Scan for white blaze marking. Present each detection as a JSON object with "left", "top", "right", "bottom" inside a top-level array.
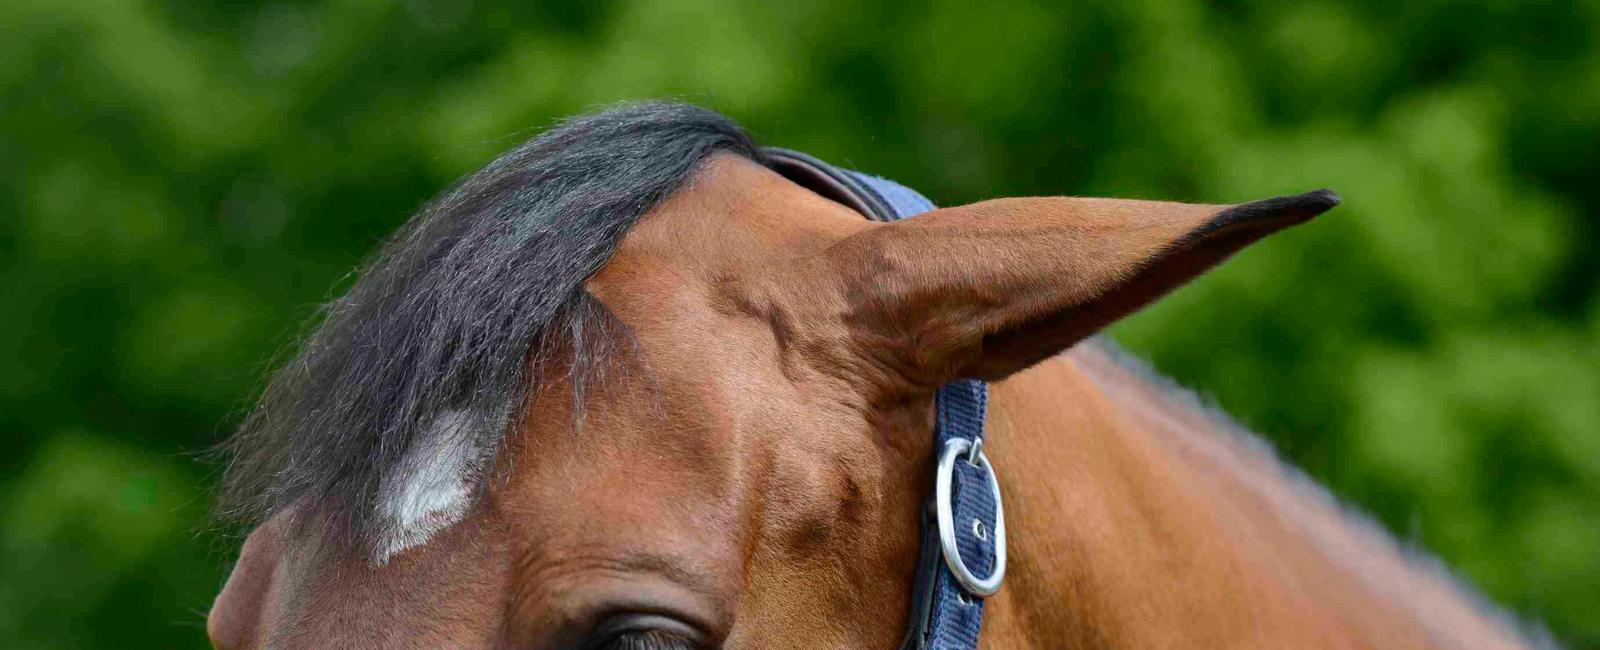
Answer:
[{"left": 375, "top": 410, "right": 483, "bottom": 564}]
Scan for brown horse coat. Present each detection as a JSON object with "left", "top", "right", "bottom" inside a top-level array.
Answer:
[{"left": 209, "top": 137, "right": 1541, "bottom": 649}]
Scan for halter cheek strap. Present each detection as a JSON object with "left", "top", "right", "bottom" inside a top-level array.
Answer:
[{"left": 763, "top": 148, "right": 1006, "bottom": 650}]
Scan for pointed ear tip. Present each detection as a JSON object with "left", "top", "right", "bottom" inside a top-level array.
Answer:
[
  {"left": 1300, "top": 188, "right": 1342, "bottom": 213},
  {"left": 1197, "top": 189, "right": 1341, "bottom": 236},
  {"left": 1223, "top": 188, "right": 1342, "bottom": 223}
]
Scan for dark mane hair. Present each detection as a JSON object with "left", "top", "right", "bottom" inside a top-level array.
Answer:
[{"left": 219, "top": 102, "right": 762, "bottom": 546}]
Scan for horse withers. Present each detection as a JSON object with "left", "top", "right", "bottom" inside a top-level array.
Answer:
[{"left": 208, "top": 103, "right": 1544, "bottom": 649}]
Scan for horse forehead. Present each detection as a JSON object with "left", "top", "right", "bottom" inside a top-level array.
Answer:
[
  {"left": 599, "top": 154, "right": 871, "bottom": 282},
  {"left": 573, "top": 151, "right": 895, "bottom": 519},
  {"left": 213, "top": 503, "right": 506, "bottom": 649},
  {"left": 582, "top": 154, "right": 876, "bottom": 403}
]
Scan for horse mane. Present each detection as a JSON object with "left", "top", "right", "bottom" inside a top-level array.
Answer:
[{"left": 218, "top": 102, "right": 762, "bottom": 549}]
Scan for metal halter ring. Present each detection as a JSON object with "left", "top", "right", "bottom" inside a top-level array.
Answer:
[{"left": 934, "top": 437, "right": 1007, "bottom": 597}]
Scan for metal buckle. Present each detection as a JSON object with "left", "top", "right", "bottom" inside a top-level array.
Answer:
[{"left": 934, "top": 437, "right": 1006, "bottom": 597}]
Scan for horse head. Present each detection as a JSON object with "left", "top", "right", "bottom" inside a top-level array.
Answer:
[{"left": 209, "top": 103, "right": 1536, "bottom": 649}]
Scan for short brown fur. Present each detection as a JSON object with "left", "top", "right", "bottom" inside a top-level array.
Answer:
[{"left": 210, "top": 155, "right": 1534, "bottom": 649}]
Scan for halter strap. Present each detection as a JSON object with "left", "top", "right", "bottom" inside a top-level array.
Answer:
[{"left": 763, "top": 148, "right": 1004, "bottom": 650}]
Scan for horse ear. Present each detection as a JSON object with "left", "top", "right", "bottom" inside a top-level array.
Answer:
[{"left": 785, "top": 190, "right": 1338, "bottom": 387}]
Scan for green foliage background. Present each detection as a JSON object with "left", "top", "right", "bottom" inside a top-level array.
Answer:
[{"left": 3, "top": 1, "right": 1596, "bottom": 647}]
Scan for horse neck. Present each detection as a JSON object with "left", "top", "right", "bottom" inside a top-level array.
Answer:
[{"left": 977, "top": 342, "right": 1533, "bottom": 649}]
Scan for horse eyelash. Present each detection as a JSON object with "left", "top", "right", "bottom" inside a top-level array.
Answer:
[{"left": 605, "top": 630, "right": 699, "bottom": 650}]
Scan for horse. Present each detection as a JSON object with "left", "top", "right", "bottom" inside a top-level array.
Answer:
[{"left": 207, "top": 102, "right": 1547, "bottom": 649}]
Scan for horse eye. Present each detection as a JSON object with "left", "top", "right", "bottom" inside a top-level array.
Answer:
[
  {"left": 600, "top": 629, "right": 699, "bottom": 650},
  {"left": 588, "top": 614, "right": 705, "bottom": 650}
]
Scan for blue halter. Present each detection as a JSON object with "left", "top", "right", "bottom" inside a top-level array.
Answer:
[{"left": 764, "top": 149, "right": 1005, "bottom": 650}]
